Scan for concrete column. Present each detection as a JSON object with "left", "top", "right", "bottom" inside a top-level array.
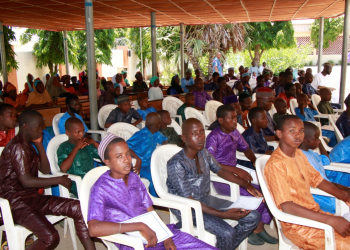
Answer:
[
  {"left": 151, "top": 12, "right": 157, "bottom": 77},
  {"left": 63, "top": 30, "right": 70, "bottom": 75},
  {"left": 0, "top": 23, "right": 8, "bottom": 83},
  {"left": 140, "top": 27, "right": 143, "bottom": 76},
  {"left": 317, "top": 17, "right": 324, "bottom": 73},
  {"left": 84, "top": 0, "right": 98, "bottom": 139},
  {"left": 180, "top": 23, "right": 185, "bottom": 79},
  {"left": 340, "top": 0, "right": 350, "bottom": 106}
]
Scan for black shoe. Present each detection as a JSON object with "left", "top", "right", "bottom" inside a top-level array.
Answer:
[
  {"left": 248, "top": 233, "right": 265, "bottom": 245},
  {"left": 256, "top": 230, "right": 279, "bottom": 244}
]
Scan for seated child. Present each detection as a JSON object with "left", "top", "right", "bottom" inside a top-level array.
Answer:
[
  {"left": 192, "top": 78, "right": 212, "bottom": 109},
  {"left": 148, "top": 76, "right": 164, "bottom": 101},
  {"left": 252, "top": 75, "right": 264, "bottom": 94},
  {"left": 0, "top": 104, "right": 17, "bottom": 147},
  {"left": 127, "top": 112, "right": 168, "bottom": 197},
  {"left": 239, "top": 93, "right": 253, "bottom": 129},
  {"left": 0, "top": 110, "right": 95, "bottom": 250},
  {"left": 276, "top": 83, "right": 296, "bottom": 109},
  {"left": 105, "top": 95, "right": 142, "bottom": 128},
  {"left": 88, "top": 134, "right": 218, "bottom": 250},
  {"left": 336, "top": 93, "right": 350, "bottom": 138},
  {"left": 213, "top": 77, "right": 234, "bottom": 103},
  {"left": 137, "top": 96, "right": 157, "bottom": 120},
  {"left": 58, "top": 94, "right": 89, "bottom": 134},
  {"left": 167, "top": 118, "right": 261, "bottom": 249},
  {"left": 273, "top": 98, "right": 288, "bottom": 125},
  {"left": 295, "top": 93, "right": 319, "bottom": 121},
  {"left": 206, "top": 105, "right": 277, "bottom": 245},
  {"left": 317, "top": 88, "right": 334, "bottom": 126},
  {"left": 176, "top": 93, "right": 195, "bottom": 123},
  {"left": 243, "top": 107, "right": 274, "bottom": 155},
  {"left": 302, "top": 72, "right": 318, "bottom": 98},
  {"left": 57, "top": 117, "right": 100, "bottom": 198},
  {"left": 294, "top": 82, "right": 302, "bottom": 95},
  {"left": 158, "top": 110, "right": 183, "bottom": 147},
  {"left": 265, "top": 115, "right": 350, "bottom": 249}
]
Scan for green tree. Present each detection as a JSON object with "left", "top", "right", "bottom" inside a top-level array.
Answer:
[
  {"left": 310, "top": 17, "right": 344, "bottom": 49},
  {"left": 244, "top": 21, "right": 295, "bottom": 66},
  {"left": 0, "top": 26, "right": 19, "bottom": 75}
]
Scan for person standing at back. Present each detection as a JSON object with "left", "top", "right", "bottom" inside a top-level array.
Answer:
[{"left": 212, "top": 52, "right": 223, "bottom": 76}]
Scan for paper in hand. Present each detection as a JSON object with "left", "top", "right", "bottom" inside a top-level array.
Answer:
[{"left": 219, "top": 196, "right": 263, "bottom": 211}]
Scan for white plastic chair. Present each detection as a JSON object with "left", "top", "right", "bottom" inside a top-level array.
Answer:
[
  {"left": 150, "top": 145, "right": 247, "bottom": 250},
  {"left": 290, "top": 99, "right": 298, "bottom": 115},
  {"left": 204, "top": 100, "right": 222, "bottom": 124},
  {"left": 311, "top": 94, "right": 339, "bottom": 120},
  {"left": 184, "top": 107, "right": 210, "bottom": 128},
  {"left": 252, "top": 93, "right": 256, "bottom": 102},
  {"left": 106, "top": 122, "right": 140, "bottom": 141},
  {"left": 162, "top": 96, "right": 183, "bottom": 126},
  {"left": 308, "top": 121, "right": 333, "bottom": 152},
  {"left": 169, "top": 118, "right": 182, "bottom": 135},
  {"left": 236, "top": 123, "right": 245, "bottom": 134},
  {"left": 79, "top": 166, "right": 195, "bottom": 250},
  {"left": 98, "top": 104, "right": 118, "bottom": 129},
  {"left": 329, "top": 115, "right": 344, "bottom": 142},
  {"left": 256, "top": 155, "right": 336, "bottom": 250},
  {"left": 0, "top": 172, "right": 78, "bottom": 250},
  {"left": 131, "top": 100, "right": 140, "bottom": 110}
]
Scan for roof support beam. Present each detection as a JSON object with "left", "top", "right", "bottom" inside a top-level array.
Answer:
[
  {"left": 340, "top": 0, "right": 350, "bottom": 106},
  {"left": 84, "top": 0, "right": 98, "bottom": 140},
  {"left": 0, "top": 22, "right": 8, "bottom": 83},
  {"left": 317, "top": 16, "right": 324, "bottom": 73},
  {"left": 63, "top": 30, "right": 70, "bottom": 76},
  {"left": 140, "top": 27, "right": 143, "bottom": 76},
  {"left": 151, "top": 12, "right": 157, "bottom": 77},
  {"left": 180, "top": 23, "right": 185, "bottom": 79}
]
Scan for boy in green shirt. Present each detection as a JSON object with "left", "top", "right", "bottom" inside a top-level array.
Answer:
[{"left": 176, "top": 93, "right": 195, "bottom": 122}]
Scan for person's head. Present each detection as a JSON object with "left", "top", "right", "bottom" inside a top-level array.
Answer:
[
  {"left": 217, "top": 104, "right": 237, "bottom": 133},
  {"left": 121, "top": 70, "right": 127, "bottom": 79},
  {"left": 5, "top": 83, "right": 17, "bottom": 100},
  {"left": 105, "top": 80, "right": 114, "bottom": 93},
  {"left": 65, "top": 117, "right": 85, "bottom": 142},
  {"left": 279, "top": 72, "right": 285, "bottom": 82},
  {"left": 0, "top": 104, "right": 17, "bottom": 130},
  {"left": 262, "top": 62, "right": 266, "bottom": 67},
  {"left": 241, "top": 72, "right": 250, "bottom": 83},
  {"left": 82, "top": 76, "right": 88, "bottom": 87},
  {"left": 171, "top": 75, "right": 180, "bottom": 86},
  {"left": 116, "top": 73, "right": 122, "bottom": 83},
  {"left": 298, "top": 70, "right": 305, "bottom": 77},
  {"left": 223, "top": 95, "right": 241, "bottom": 115},
  {"left": 18, "top": 110, "right": 44, "bottom": 140},
  {"left": 217, "top": 77, "right": 226, "bottom": 89},
  {"left": 238, "top": 65, "right": 245, "bottom": 74},
  {"left": 234, "top": 81, "right": 244, "bottom": 92},
  {"left": 251, "top": 62, "right": 255, "bottom": 67},
  {"left": 306, "top": 68, "right": 312, "bottom": 74},
  {"left": 244, "top": 67, "right": 249, "bottom": 73},
  {"left": 34, "top": 79, "right": 45, "bottom": 94},
  {"left": 263, "top": 70, "right": 270, "bottom": 81},
  {"left": 181, "top": 118, "right": 205, "bottom": 151},
  {"left": 296, "top": 93, "right": 309, "bottom": 109},
  {"left": 319, "top": 88, "right": 332, "bottom": 102},
  {"left": 284, "top": 83, "right": 296, "bottom": 98},
  {"left": 344, "top": 94, "right": 350, "bottom": 109},
  {"left": 116, "top": 95, "right": 131, "bottom": 113},
  {"left": 239, "top": 93, "right": 252, "bottom": 111},
  {"left": 145, "top": 112, "right": 161, "bottom": 133},
  {"left": 135, "top": 72, "right": 143, "bottom": 81},
  {"left": 272, "top": 76, "right": 278, "bottom": 83},
  {"left": 195, "top": 69, "right": 201, "bottom": 77},
  {"left": 276, "top": 115, "right": 304, "bottom": 149},
  {"left": 138, "top": 96, "right": 149, "bottom": 110},
  {"left": 63, "top": 75, "right": 71, "bottom": 86},
  {"left": 249, "top": 107, "right": 268, "bottom": 129},
  {"left": 298, "top": 77, "right": 305, "bottom": 85},
  {"left": 256, "top": 75, "right": 264, "bottom": 87},
  {"left": 294, "top": 83, "right": 302, "bottom": 95},
  {"left": 323, "top": 63, "right": 333, "bottom": 75},
  {"left": 194, "top": 78, "right": 204, "bottom": 91},
  {"left": 158, "top": 110, "right": 172, "bottom": 126},
  {"left": 186, "top": 69, "right": 192, "bottom": 79},
  {"left": 45, "top": 74, "right": 50, "bottom": 82},
  {"left": 216, "top": 52, "right": 222, "bottom": 59},
  {"left": 228, "top": 67, "right": 234, "bottom": 76},
  {"left": 274, "top": 98, "right": 287, "bottom": 115},
  {"left": 27, "top": 73, "right": 33, "bottom": 83},
  {"left": 285, "top": 67, "right": 293, "bottom": 74},
  {"left": 212, "top": 72, "right": 220, "bottom": 82},
  {"left": 71, "top": 76, "right": 77, "bottom": 84},
  {"left": 185, "top": 93, "right": 195, "bottom": 106},
  {"left": 66, "top": 94, "right": 81, "bottom": 114},
  {"left": 256, "top": 87, "right": 274, "bottom": 111},
  {"left": 284, "top": 72, "right": 293, "bottom": 84},
  {"left": 300, "top": 121, "right": 320, "bottom": 150},
  {"left": 305, "top": 72, "right": 313, "bottom": 84},
  {"left": 150, "top": 76, "right": 159, "bottom": 87}
]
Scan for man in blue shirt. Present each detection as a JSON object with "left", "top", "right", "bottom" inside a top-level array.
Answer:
[
  {"left": 249, "top": 62, "right": 259, "bottom": 76},
  {"left": 212, "top": 52, "right": 223, "bottom": 76},
  {"left": 181, "top": 69, "right": 194, "bottom": 93}
]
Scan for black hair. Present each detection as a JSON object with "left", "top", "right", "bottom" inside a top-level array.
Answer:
[
  {"left": 239, "top": 93, "right": 251, "bottom": 103},
  {"left": 65, "top": 117, "right": 83, "bottom": 130},
  {"left": 284, "top": 83, "right": 295, "bottom": 91},
  {"left": 104, "top": 137, "right": 126, "bottom": 160},
  {"left": 185, "top": 93, "right": 194, "bottom": 100},
  {"left": 257, "top": 75, "right": 264, "bottom": 82},
  {"left": 65, "top": 94, "right": 79, "bottom": 105},
  {"left": 276, "top": 115, "right": 301, "bottom": 131},
  {"left": 303, "top": 121, "right": 319, "bottom": 138},
  {"left": 284, "top": 71, "right": 293, "bottom": 78},
  {"left": 18, "top": 109, "right": 43, "bottom": 127},
  {"left": 138, "top": 96, "right": 148, "bottom": 103},
  {"left": 212, "top": 72, "right": 220, "bottom": 77},
  {"left": 216, "top": 104, "right": 235, "bottom": 119},
  {"left": 248, "top": 107, "right": 265, "bottom": 122},
  {"left": 157, "top": 110, "right": 169, "bottom": 118},
  {"left": 0, "top": 104, "right": 15, "bottom": 115},
  {"left": 217, "top": 77, "right": 226, "bottom": 84},
  {"left": 279, "top": 72, "right": 285, "bottom": 77}
]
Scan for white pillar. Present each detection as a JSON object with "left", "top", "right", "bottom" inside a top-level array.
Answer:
[
  {"left": 140, "top": 27, "right": 143, "bottom": 76},
  {"left": 0, "top": 22, "right": 8, "bottom": 83},
  {"left": 340, "top": 0, "right": 350, "bottom": 106},
  {"left": 151, "top": 12, "right": 157, "bottom": 77},
  {"left": 84, "top": 0, "right": 99, "bottom": 139},
  {"left": 317, "top": 17, "right": 324, "bottom": 73},
  {"left": 63, "top": 30, "right": 70, "bottom": 75},
  {"left": 180, "top": 23, "right": 185, "bottom": 79}
]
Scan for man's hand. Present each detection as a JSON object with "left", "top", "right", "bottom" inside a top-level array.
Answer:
[
  {"left": 327, "top": 216, "right": 350, "bottom": 237},
  {"left": 83, "top": 138, "right": 95, "bottom": 145},
  {"left": 60, "top": 175, "right": 72, "bottom": 191},
  {"left": 222, "top": 208, "right": 250, "bottom": 220},
  {"left": 246, "top": 183, "right": 263, "bottom": 198},
  {"left": 233, "top": 168, "right": 253, "bottom": 182},
  {"left": 75, "top": 138, "right": 88, "bottom": 149},
  {"left": 163, "top": 238, "right": 176, "bottom": 250},
  {"left": 31, "top": 136, "right": 43, "bottom": 144},
  {"left": 139, "top": 223, "right": 158, "bottom": 248},
  {"left": 133, "top": 160, "right": 142, "bottom": 175},
  {"left": 345, "top": 196, "right": 350, "bottom": 207}
]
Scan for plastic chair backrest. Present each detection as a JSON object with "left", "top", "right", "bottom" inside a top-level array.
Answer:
[
  {"left": 204, "top": 100, "right": 222, "bottom": 124},
  {"left": 150, "top": 145, "right": 182, "bottom": 198},
  {"left": 131, "top": 100, "right": 140, "bottom": 110},
  {"left": 329, "top": 115, "right": 344, "bottom": 142},
  {"left": 0, "top": 147, "right": 4, "bottom": 155},
  {"left": 162, "top": 96, "right": 183, "bottom": 116},
  {"left": 169, "top": 118, "right": 182, "bottom": 135},
  {"left": 236, "top": 123, "right": 245, "bottom": 134},
  {"left": 52, "top": 113, "right": 65, "bottom": 136},
  {"left": 269, "top": 104, "right": 276, "bottom": 117},
  {"left": 106, "top": 122, "right": 140, "bottom": 141},
  {"left": 98, "top": 104, "right": 118, "bottom": 129},
  {"left": 311, "top": 94, "right": 321, "bottom": 112},
  {"left": 47, "top": 134, "right": 69, "bottom": 175},
  {"left": 290, "top": 99, "right": 298, "bottom": 115},
  {"left": 252, "top": 93, "right": 257, "bottom": 102},
  {"left": 184, "top": 107, "right": 208, "bottom": 127}
]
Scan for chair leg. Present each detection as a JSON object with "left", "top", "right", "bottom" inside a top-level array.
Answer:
[
  {"left": 63, "top": 218, "right": 68, "bottom": 237},
  {"left": 238, "top": 238, "right": 247, "bottom": 250},
  {"left": 67, "top": 218, "right": 78, "bottom": 250},
  {"left": 270, "top": 220, "right": 274, "bottom": 229}
]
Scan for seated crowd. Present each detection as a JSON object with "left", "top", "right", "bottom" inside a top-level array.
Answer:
[{"left": 1, "top": 61, "right": 350, "bottom": 250}]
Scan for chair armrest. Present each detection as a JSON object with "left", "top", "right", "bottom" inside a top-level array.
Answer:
[
  {"left": 333, "top": 109, "right": 344, "bottom": 113},
  {"left": 99, "top": 234, "right": 144, "bottom": 250},
  {"left": 236, "top": 151, "right": 265, "bottom": 162},
  {"left": 210, "top": 173, "right": 240, "bottom": 202},
  {"left": 87, "top": 130, "right": 107, "bottom": 139},
  {"left": 46, "top": 172, "right": 82, "bottom": 198},
  {"left": 314, "top": 114, "right": 331, "bottom": 119},
  {"left": 326, "top": 163, "right": 350, "bottom": 173},
  {"left": 170, "top": 115, "right": 182, "bottom": 126},
  {"left": 267, "top": 141, "right": 279, "bottom": 149},
  {"left": 0, "top": 197, "right": 15, "bottom": 229},
  {"left": 310, "top": 187, "right": 334, "bottom": 197},
  {"left": 151, "top": 197, "right": 194, "bottom": 235}
]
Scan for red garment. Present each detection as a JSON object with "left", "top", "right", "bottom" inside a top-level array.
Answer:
[
  {"left": 276, "top": 92, "right": 294, "bottom": 109},
  {"left": 0, "top": 128, "right": 15, "bottom": 147}
]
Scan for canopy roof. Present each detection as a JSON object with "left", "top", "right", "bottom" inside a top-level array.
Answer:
[{"left": 0, "top": 0, "right": 346, "bottom": 31}]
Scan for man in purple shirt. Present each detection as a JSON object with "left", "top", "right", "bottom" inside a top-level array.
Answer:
[{"left": 192, "top": 78, "right": 212, "bottom": 109}]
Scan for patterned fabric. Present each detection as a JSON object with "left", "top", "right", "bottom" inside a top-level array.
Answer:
[
  {"left": 295, "top": 107, "right": 318, "bottom": 121},
  {"left": 318, "top": 101, "right": 334, "bottom": 126},
  {"left": 105, "top": 107, "right": 141, "bottom": 125},
  {"left": 242, "top": 126, "right": 274, "bottom": 154},
  {"left": 192, "top": 90, "right": 213, "bottom": 108},
  {"left": 302, "top": 83, "right": 318, "bottom": 96},
  {"left": 176, "top": 103, "right": 194, "bottom": 123},
  {"left": 204, "top": 82, "right": 219, "bottom": 91},
  {"left": 57, "top": 141, "right": 100, "bottom": 197},
  {"left": 276, "top": 92, "right": 294, "bottom": 109},
  {"left": 88, "top": 171, "right": 218, "bottom": 250},
  {"left": 0, "top": 128, "right": 15, "bottom": 147},
  {"left": 264, "top": 147, "right": 350, "bottom": 249},
  {"left": 336, "top": 112, "right": 350, "bottom": 138},
  {"left": 212, "top": 57, "right": 223, "bottom": 76},
  {"left": 180, "top": 78, "right": 194, "bottom": 93},
  {"left": 159, "top": 127, "right": 183, "bottom": 147},
  {"left": 58, "top": 112, "right": 89, "bottom": 134},
  {"left": 137, "top": 107, "right": 157, "bottom": 120},
  {"left": 262, "top": 111, "right": 276, "bottom": 136}
]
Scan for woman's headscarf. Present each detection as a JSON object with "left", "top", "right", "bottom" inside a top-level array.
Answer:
[
  {"left": 26, "top": 78, "right": 52, "bottom": 107},
  {"left": 167, "top": 75, "right": 183, "bottom": 95},
  {"left": 5, "top": 83, "right": 16, "bottom": 94},
  {"left": 26, "top": 74, "right": 34, "bottom": 92},
  {"left": 42, "top": 74, "right": 50, "bottom": 85}
]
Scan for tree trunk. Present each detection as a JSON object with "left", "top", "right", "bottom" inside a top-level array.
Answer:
[
  {"left": 183, "top": 35, "right": 206, "bottom": 80},
  {"left": 48, "top": 62, "right": 53, "bottom": 74},
  {"left": 54, "top": 64, "right": 58, "bottom": 73},
  {"left": 253, "top": 45, "right": 261, "bottom": 66}
]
